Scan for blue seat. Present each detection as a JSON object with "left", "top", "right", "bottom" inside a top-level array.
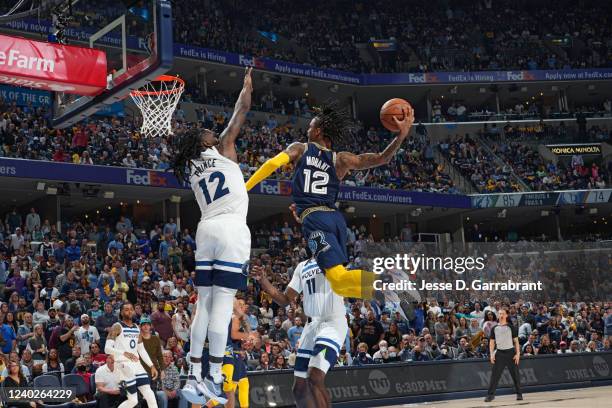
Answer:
[
  {"left": 33, "top": 374, "right": 62, "bottom": 388},
  {"left": 61, "top": 374, "right": 97, "bottom": 408}
]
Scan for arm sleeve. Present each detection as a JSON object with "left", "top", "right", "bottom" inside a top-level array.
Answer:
[
  {"left": 104, "top": 339, "right": 123, "bottom": 357},
  {"left": 489, "top": 326, "right": 496, "bottom": 340},
  {"left": 137, "top": 341, "right": 154, "bottom": 368},
  {"left": 245, "top": 152, "right": 290, "bottom": 191}
]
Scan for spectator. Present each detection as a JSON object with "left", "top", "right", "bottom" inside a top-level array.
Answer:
[
  {"left": 159, "top": 350, "right": 181, "bottom": 408},
  {"left": 151, "top": 301, "right": 173, "bottom": 344},
  {"left": 75, "top": 314, "right": 100, "bottom": 354},
  {"left": 95, "top": 354, "right": 122, "bottom": 408},
  {"left": 1, "top": 361, "right": 35, "bottom": 408},
  {"left": 352, "top": 342, "right": 374, "bottom": 366}
]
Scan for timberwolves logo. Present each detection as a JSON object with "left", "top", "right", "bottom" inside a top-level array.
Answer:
[
  {"left": 368, "top": 370, "right": 390, "bottom": 395},
  {"left": 308, "top": 231, "right": 331, "bottom": 256}
]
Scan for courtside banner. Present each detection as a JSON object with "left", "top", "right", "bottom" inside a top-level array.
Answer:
[
  {"left": 0, "top": 34, "right": 107, "bottom": 95},
  {"left": 248, "top": 352, "right": 612, "bottom": 407}
]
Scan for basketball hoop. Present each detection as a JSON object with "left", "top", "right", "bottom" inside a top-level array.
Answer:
[{"left": 130, "top": 75, "right": 185, "bottom": 138}]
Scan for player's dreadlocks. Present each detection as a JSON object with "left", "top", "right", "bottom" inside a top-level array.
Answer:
[
  {"left": 312, "top": 99, "right": 356, "bottom": 146},
  {"left": 170, "top": 129, "right": 205, "bottom": 183}
]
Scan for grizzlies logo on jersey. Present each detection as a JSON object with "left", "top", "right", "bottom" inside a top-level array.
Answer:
[{"left": 308, "top": 231, "right": 331, "bottom": 257}]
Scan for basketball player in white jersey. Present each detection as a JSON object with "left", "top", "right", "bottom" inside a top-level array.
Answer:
[
  {"left": 170, "top": 67, "right": 253, "bottom": 403},
  {"left": 251, "top": 259, "right": 347, "bottom": 408},
  {"left": 104, "top": 302, "right": 159, "bottom": 408}
]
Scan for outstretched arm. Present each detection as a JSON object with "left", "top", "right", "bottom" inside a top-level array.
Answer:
[
  {"left": 245, "top": 142, "right": 306, "bottom": 191},
  {"left": 218, "top": 67, "right": 253, "bottom": 162},
  {"left": 250, "top": 265, "right": 299, "bottom": 306},
  {"left": 335, "top": 108, "right": 414, "bottom": 180}
]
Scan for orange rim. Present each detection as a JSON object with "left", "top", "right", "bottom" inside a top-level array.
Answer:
[{"left": 130, "top": 75, "right": 185, "bottom": 97}]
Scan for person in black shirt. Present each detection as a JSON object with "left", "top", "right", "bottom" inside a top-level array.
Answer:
[
  {"left": 2, "top": 361, "right": 35, "bottom": 408},
  {"left": 485, "top": 308, "right": 522, "bottom": 402},
  {"left": 57, "top": 316, "right": 78, "bottom": 362}
]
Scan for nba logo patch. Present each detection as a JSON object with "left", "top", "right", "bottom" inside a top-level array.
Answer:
[{"left": 308, "top": 231, "right": 330, "bottom": 256}]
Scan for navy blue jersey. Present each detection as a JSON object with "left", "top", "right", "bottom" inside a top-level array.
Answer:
[{"left": 292, "top": 143, "right": 340, "bottom": 213}]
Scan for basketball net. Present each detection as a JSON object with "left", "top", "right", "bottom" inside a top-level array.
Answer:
[{"left": 130, "top": 75, "right": 185, "bottom": 138}]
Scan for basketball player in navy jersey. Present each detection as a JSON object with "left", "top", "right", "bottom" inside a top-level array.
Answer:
[{"left": 246, "top": 100, "right": 413, "bottom": 300}]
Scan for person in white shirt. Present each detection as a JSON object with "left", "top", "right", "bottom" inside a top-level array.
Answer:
[
  {"left": 75, "top": 314, "right": 100, "bottom": 354},
  {"left": 25, "top": 208, "right": 41, "bottom": 234},
  {"left": 95, "top": 354, "right": 122, "bottom": 408}
]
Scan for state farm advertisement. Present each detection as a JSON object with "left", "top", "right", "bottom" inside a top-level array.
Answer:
[{"left": 0, "top": 34, "right": 107, "bottom": 95}]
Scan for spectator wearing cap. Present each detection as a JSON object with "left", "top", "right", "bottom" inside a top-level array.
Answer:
[
  {"left": 139, "top": 316, "right": 166, "bottom": 407},
  {"left": 95, "top": 354, "right": 122, "bottom": 408},
  {"left": 75, "top": 314, "right": 100, "bottom": 354}
]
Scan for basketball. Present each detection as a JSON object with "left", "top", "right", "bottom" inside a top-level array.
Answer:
[{"left": 380, "top": 98, "right": 413, "bottom": 132}]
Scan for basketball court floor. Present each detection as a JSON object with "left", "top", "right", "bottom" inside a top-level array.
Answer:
[{"left": 378, "top": 386, "right": 612, "bottom": 408}]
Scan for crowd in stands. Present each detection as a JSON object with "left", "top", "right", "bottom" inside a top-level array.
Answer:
[
  {"left": 0, "top": 99, "right": 457, "bottom": 194},
  {"left": 3, "top": 0, "right": 610, "bottom": 74},
  {"left": 439, "top": 135, "right": 520, "bottom": 193},
  {"left": 433, "top": 99, "right": 612, "bottom": 124},
  {"left": 171, "top": 0, "right": 611, "bottom": 74},
  {"left": 0, "top": 205, "right": 609, "bottom": 407}
]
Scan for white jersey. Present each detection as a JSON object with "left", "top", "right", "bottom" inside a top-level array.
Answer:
[
  {"left": 189, "top": 147, "right": 248, "bottom": 221},
  {"left": 288, "top": 259, "right": 345, "bottom": 319},
  {"left": 112, "top": 322, "right": 141, "bottom": 362}
]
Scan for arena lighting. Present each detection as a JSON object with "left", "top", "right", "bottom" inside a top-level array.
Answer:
[
  {"left": 36, "top": 182, "right": 46, "bottom": 191},
  {"left": 228, "top": 71, "right": 237, "bottom": 78},
  {"left": 46, "top": 187, "right": 58, "bottom": 195},
  {"left": 170, "top": 195, "right": 181, "bottom": 203},
  {"left": 588, "top": 84, "right": 596, "bottom": 90},
  {"left": 589, "top": 208, "right": 598, "bottom": 214},
  {"left": 521, "top": 86, "right": 528, "bottom": 92},
  {"left": 552, "top": 86, "right": 559, "bottom": 91},
  {"left": 479, "top": 87, "right": 486, "bottom": 93},
  {"left": 103, "top": 191, "right": 115, "bottom": 199},
  {"left": 345, "top": 206, "right": 355, "bottom": 213},
  {"left": 541, "top": 210, "right": 550, "bottom": 216}
]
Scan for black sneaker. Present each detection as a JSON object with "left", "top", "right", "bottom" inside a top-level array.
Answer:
[
  {"left": 517, "top": 394, "right": 523, "bottom": 401},
  {"left": 484, "top": 395, "right": 495, "bottom": 402}
]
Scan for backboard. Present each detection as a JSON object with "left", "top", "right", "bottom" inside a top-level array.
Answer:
[{"left": 47, "top": 0, "right": 173, "bottom": 128}]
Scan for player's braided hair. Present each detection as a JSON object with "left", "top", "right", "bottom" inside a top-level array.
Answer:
[
  {"left": 312, "top": 99, "right": 356, "bottom": 146},
  {"left": 170, "top": 129, "right": 205, "bottom": 183}
]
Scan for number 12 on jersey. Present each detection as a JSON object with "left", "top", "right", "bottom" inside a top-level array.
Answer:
[
  {"left": 303, "top": 169, "right": 329, "bottom": 194},
  {"left": 199, "top": 171, "right": 230, "bottom": 205}
]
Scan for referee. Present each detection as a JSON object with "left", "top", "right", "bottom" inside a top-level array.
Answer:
[{"left": 485, "top": 308, "right": 522, "bottom": 402}]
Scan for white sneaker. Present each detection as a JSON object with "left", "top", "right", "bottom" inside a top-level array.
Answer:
[
  {"left": 196, "top": 375, "right": 227, "bottom": 404},
  {"left": 180, "top": 382, "right": 208, "bottom": 405}
]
